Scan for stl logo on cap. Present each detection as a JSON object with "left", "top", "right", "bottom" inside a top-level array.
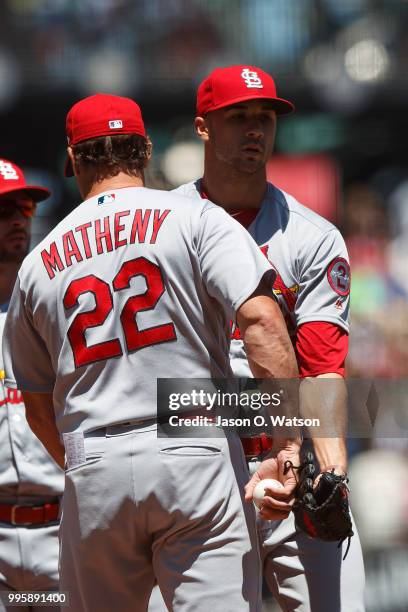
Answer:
[
  {"left": 0, "top": 160, "right": 19, "bottom": 181},
  {"left": 241, "top": 68, "right": 263, "bottom": 89}
]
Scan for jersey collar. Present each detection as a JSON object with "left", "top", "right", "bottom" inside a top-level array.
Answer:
[{"left": 197, "top": 179, "right": 259, "bottom": 230}]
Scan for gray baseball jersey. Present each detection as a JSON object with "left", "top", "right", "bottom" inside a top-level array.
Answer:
[
  {"left": 0, "top": 305, "right": 63, "bottom": 498},
  {"left": 3, "top": 187, "right": 274, "bottom": 434},
  {"left": 174, "top": 181, "right": 351, "bottom": 377}
]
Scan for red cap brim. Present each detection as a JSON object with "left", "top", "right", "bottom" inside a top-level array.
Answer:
[{"left": 198, "top": 94, "right": 295, "bottom": 117}]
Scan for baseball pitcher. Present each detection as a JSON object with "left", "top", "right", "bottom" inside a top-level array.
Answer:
[{"left": 172, "top": 65, "right": 366, "bottom": 612}]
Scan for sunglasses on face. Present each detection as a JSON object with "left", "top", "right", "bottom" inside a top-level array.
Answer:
[{"left": 0, "top": 200, "right": 37, "bottom": 220}]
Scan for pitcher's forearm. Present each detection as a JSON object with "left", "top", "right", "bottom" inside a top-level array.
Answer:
[{"left": 300, "top": 374, "right": 348, "bottom": 474}]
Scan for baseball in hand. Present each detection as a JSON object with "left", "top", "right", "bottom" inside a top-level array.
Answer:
[{"left": 253, "top": 478, "right": 284, "bottom": 508}]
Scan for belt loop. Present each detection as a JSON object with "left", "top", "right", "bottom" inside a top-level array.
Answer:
[{"left": 10, "top": 505, "right": 18, "bottom": 526}]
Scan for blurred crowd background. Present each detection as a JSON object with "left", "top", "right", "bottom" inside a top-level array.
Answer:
[{"left": 1, "top": 1, "right": 407, "bottom": 610}]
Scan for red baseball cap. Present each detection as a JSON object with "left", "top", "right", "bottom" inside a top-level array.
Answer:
[
  {"left": 64, "top": 93, "right": 146, "bottom": 177},
  {"left": 0, "top": 159, "right": 50, "bottom": 202},
  {"left": 197, "top": 65, "right": 294, "bottom": 117}
]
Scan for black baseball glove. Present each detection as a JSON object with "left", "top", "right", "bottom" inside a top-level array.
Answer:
[{"left": 291, "top": 452, "right": 354, "bottom": 557}]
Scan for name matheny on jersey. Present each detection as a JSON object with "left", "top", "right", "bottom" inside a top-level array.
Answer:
[{"left": 40, "top": 208, "right": 171, "bottom": 280}]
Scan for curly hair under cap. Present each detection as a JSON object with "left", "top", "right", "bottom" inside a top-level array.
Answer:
[{"left": 72, "top": 133, "right": 151, "bottom": 180}]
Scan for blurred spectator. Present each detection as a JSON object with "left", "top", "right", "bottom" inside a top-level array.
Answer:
[
  {"left": 349, "top": 449, "right": 408, "bottom": 550},
  {"left": 343, "top": 182, "right": 408, "bottom": 378},
  {"left": 387, "top": 179, "right": 408, "bottom": 298}
]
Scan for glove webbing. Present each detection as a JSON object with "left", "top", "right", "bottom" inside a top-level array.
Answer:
[{"left": 284, "top": 458, "right": 353, "bottom": 560}]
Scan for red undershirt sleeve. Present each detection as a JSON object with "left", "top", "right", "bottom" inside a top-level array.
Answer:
[{"left": 295, "top": 321, "right": 348, "bottom": 378}]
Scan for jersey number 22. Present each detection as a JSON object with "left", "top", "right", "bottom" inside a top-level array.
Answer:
[{"left": 63, "top": 256, "right": 176, "bottom": 368}]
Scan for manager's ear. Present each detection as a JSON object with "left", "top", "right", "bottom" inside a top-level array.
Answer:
[
  {"left": 67, "top": 146, "right": 79, "bottom": 176},
  {"left": 144, "top": 136, "right": 153, "bottom": 167},
  {"left": 194, "top": 116, "right": 209, "bottom": 143}
]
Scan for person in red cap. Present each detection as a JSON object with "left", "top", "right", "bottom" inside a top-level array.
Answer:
[
  {"left": 173, "top": 65, "right": 366, "bottom": 612},
  {"left": 0, "top": 159, "right": 49, "bottom": 266},
  {"left": 3, "top": 93, "right": 300, "bottom": 611},
  {"left": 0, "top": 159, "right": 64, "bottom": 607}
]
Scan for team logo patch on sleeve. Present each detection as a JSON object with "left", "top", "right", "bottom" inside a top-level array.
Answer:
[
  {"left": 327, "top": 257, "right": 350, "bottom": 296},
  {"left": 98, "top": 193, "right": 116, "bottom": 206}
]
